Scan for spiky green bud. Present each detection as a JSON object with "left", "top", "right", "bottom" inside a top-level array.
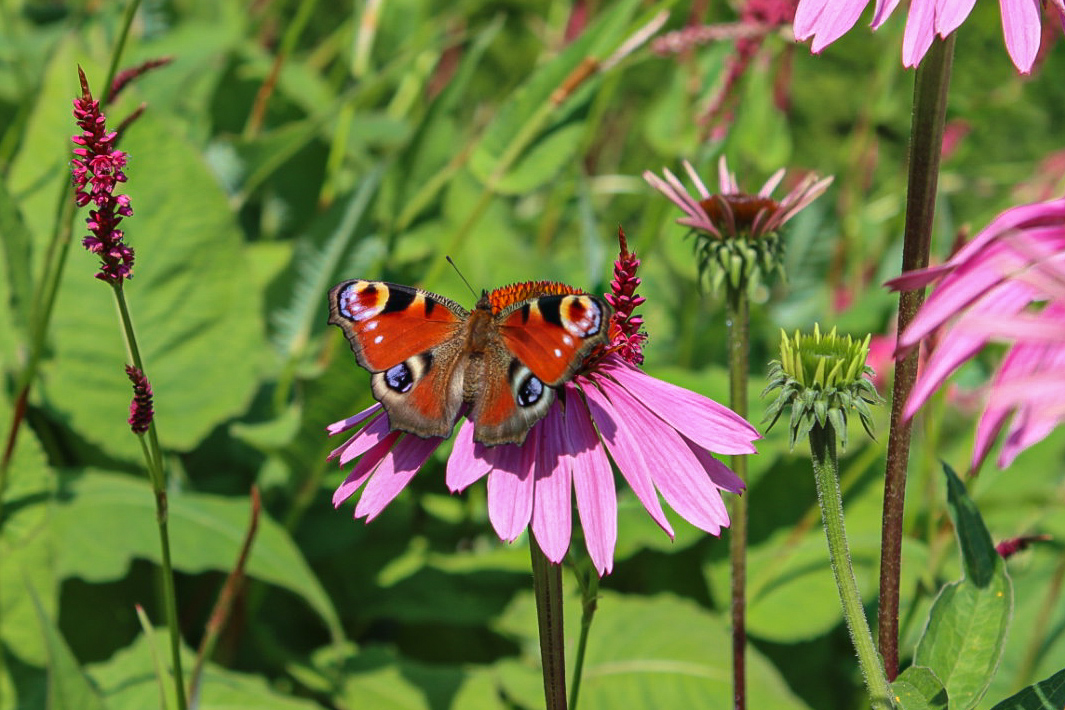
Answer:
[{"left": 762, "top": 324, "right": 881, "bottom": 450}]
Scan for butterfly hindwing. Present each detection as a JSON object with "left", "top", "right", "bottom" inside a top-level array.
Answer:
[{"left": 329, "top": 280, "right": 468, "bottom": 438}]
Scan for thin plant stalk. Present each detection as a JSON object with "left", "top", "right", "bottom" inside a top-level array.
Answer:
[
  {"left": 114, "top": 283, "right": 188, "bottom": 710},
  {"left": 878, "top": 33, "right": 955, "bottom": 678},
  {"left": 810, "top": 423, "right": 895, "bottom": 710},
  {"left": 725, "top": 285, "right": 750, "bottom": 710},
  {"left": 567, "top": 554, "right": 600, "bottom": 710},
  {"left": 531, "top": 536, "right": 567, "bottom": 710}
]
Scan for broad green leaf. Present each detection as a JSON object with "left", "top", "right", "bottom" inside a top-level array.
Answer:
[
  {"left": 88, "top": 629, "right": 321, "bottom": 710},
  {"left": 988, "top": 668, "right": 1065, "bottom": 710},
  {"left": 52, "top": 471, "right": 343, "bottom": 642},
  {"left": 914, "top": 465, "right": 1012, "bottom": 710},
  {"left": 318, "top": 645, "right": 508, "bottom": 710},
  {"left": 467, "top": 0, "right": 641, "bottom": 194},
  {"left": 29, "top": 586, "right": 106, "bottom": 710},
  {"left": 497, "top": 591, "right": 811, "bottom": 710},
  {"left": 0, "top": 176, "right": 33, "bottom": 335},
  {"left": 892, "top": 666, "right": 948, "bottom": 710}
]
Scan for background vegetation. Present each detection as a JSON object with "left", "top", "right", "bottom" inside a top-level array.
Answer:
[{"left": 1, "top": 1, "right": 1064, "bottom": 708}]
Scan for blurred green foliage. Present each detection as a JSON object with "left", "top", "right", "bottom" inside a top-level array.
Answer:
[{"left": 1, "top": 1, "right": 1064, "bottom": 708}]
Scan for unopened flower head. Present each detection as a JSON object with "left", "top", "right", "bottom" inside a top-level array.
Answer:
[
  {"left": 125, "top": 365, "right": 154, "bottom": 435},
  {"left": 327, "top": 233, "right": 759, "bottom": 576},
  {"left": 644, "top": 156, "right": 832, "bottom": 295},
  {"left": 763, "top": 324, "right": 879, "bottom": 450},
  {"left": 71, "top": 67, "right": 134, "bottom": 284}
]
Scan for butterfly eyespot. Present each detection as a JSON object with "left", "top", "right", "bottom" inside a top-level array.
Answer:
[
  {"left": 384, "top": 363, "right": 414, "bottom": 393},
  {"left": 516, "top": 373, "right": 545, "bottom": 407}
]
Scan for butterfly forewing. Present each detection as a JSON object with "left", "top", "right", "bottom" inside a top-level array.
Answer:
[{"left": 497, "top": 294, "right": 611, "bottom": 384}]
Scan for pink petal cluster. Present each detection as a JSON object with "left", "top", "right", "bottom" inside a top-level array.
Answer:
[
  {"left": 887, "top": 197, "right": 1065, "bottom": 469},
  {"left": 644, "top": 157, "right": 832, "bottom": 239},
  {"left": 794, "top": 0, "right": 1062, "bottom": 74},
  {"left": 125, "top": 365, "right": 154, "bottom": 435},
  {"left": 72, "top": 67, "right": 134, "bottom": 284}
]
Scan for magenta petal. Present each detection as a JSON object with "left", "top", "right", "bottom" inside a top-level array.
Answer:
[
  {"left": 596, "top": 358, "right": 759, "bottom": 455},
  {"left": 485, "top": 442, "right": 536, "bottom": 543},
  {"left": 902, "top": 0, "right": 935, "bottom": 67},
  {"left": 326, "top": 403, "right": 382, "bottom": 436},
  {"left": 530, "top": 407, "right": 573, "bottom": 564},
  {"left": 565, "top": 390, "right": 617, "bottom": 576},
  {"left": 582, "top": 381, "right": 673, "bottom": 537},
  {"left": 933, "top": 0, "right": 977, "bottom": 36},
  {"left": 998, "top": 0, "right": 1041, "bottom": 73},
  {"left": 333, "top": 431, "right": 401, "bottom": 508},
  {"left": 598, "top": 379, "right": 731, "bottom": 534},
  {"left": 445, "top": 420, "right": 493, "bottom": 492},
  {"left": 354, "top": 434, "right": 441, "bottom": 521},
  {"left": 332, "top": 413, "right": 393, "bottom": 465},
  {"left": 687, "top": 439, "right": 745, "bottom": 494},
  {"left": 795, "top": 0, "right": 870, "bottom": 51},
  {"left": 870, "top": 0, "right": 902, "bottom": 27}
]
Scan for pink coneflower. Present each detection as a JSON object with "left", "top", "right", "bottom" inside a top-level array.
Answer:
[
  {"left": 794, "top": 0, "right": 1064, "bottom": 74},
  {"left": 887, "top": 197, "right": 1065, "bottom": 469},
  {"left": 328, "top": 234, "right": 759, "bottom": 576},
  {"left": 644, "top": 156, "right": 832, "bottom": 291}
]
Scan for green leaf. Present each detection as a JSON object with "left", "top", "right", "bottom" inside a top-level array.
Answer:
[
  {"left": 497, "top": 591, "right": 812, "bottom": 709},
  {"left": 87, "top": 630, "right": 322, "bottom": 710},
  {"left": 913, "top": 464, "right": 1012, "bottom": 710},
  {"left": 467, "top": 0, "right": 641, "bottom": 194},
  {"left": 28, "top": 585, "right": 106, "bottom": 710},
  {"left": 892, "top": 666, "right": 948, "bottom": 710},
  {"left": 53, "top": 471, "right": 343, "bottom": 642},
  {"left": 0, "top": 176, "right": 33, "bottom": 334},
  {"left": 988, "top": 668, "right": 1065, "bottom": 710}
]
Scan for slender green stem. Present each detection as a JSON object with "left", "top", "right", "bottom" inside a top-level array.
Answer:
[
  {"left": 878, "top": 33, "right": 955, "bottom": 678},
  {"left": 531, "top": 537, "right": 567, "bottom": 710},
  {"left": 810, "top": 424, "right": 895, "bottom": 709},
  {"left": 725, "top": 286, "right": 750, "bottom": 710},
  {"left": 115, "top": 284, "right": 187, "bottom": 710},
  {"left": 103, "top": 0, "right": 143, "bottom": 101},
  {"left": 567, "top": 557, "right": 599, "bottom": 710}
]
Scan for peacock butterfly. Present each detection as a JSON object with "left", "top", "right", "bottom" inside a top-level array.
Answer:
[{"left": 328, "top": 279, "right": 612, "bottom": 446}]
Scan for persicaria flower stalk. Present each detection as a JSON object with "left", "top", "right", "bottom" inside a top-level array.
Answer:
[
  {"left": 125, "top": 366, "right": 154, "bottom": 435},
  {"left": 605, "top": 227, "right": 647, "bottom": 366},
  {"left": 72, "top": 66, "right": 134, "bottom": 284}
]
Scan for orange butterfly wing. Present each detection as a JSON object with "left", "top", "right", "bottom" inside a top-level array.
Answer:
[{"left": 497, "top": 293, "right": 610, "bottom": 384}]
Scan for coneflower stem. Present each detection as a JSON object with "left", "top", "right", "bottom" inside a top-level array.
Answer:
[
  {"left": 113, "top": 283, "right": 188, "bottom": 710},
  {"left": 531, "top": 537, "right": 567, "bottom": 710},
  {"left": 879, "top": 32, "right": 955, "bottom": 679},
  {"left": 810, "top": 424, "right": 895, "bottom": 709},
  {"left": 726, "top": 285, "right": 749, "bottom": 710}
]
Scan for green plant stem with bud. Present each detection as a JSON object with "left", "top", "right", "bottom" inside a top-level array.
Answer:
[
  {"left": 113, "top": 282, "right": 188, "bottom": 710},
  {"left": 809, "top": 423, "right": 895, "bottom": 709},
  {"left": 531, "top": 536, "right": 567, "bottom": 710},
  {"left": 879, "top": 33, "right": 955, "bottom": 678}
]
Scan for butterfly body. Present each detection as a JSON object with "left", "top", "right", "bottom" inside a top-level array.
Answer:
[{"left": 328, "top": 279, "right": 611, "bottom": 445}]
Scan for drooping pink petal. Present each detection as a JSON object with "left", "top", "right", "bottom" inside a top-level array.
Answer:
[
  {"left": 795, "top": 0, "right": 870, "bottom": 51},
  {"left": 997, "top": 0, "right": 1041, "bottom": 73},
  {"left": 332, "top": 412, "right": 393, "bottom": 466},
  {"left": 933, "top": 0, "right": 977, "bottom": 37},
  {"left": 565, "top": 390, "right": 617, "bottom": 576},
  {"left": 530, "top": 407, "right": 573, "bottom": 564},
  {"left": 354, "top": 434, "right": 441, "bottom": 521},
  {"left": 445, "top": 420, "right": 493, "bottom": 492},
  {"left": 903, "top": 284, "right": 1034, "bottom": 418},
  {"left": 484, "top": 440, "right": 537, "bottom": 542},
  {"left": 582, "top": 382, "right": 674, "bottom": 537},
  {"left": 871, "top": 0, "right": 902, "bottom": 28},
  {"left": 326, "top": 403, "right": 382, "bottom": 437},
  {"left": 902, "top": 0, "right": 936, "bottom": 67},
  {"left": 597, "top": 378, "right": 731, "bottom": 534},
  {"left": 333, "top": 431, "right": 401, "bottom": 508},
  {"left": 596, "top": 357, "right": 760, "bottom": 455},
  {"left": 687, "top": 438, "right": 746, "bottom": 494}
]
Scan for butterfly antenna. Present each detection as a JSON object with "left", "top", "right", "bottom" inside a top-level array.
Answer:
[{"left": 446, "top": 256, "right": 479, "bottom": 297}]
